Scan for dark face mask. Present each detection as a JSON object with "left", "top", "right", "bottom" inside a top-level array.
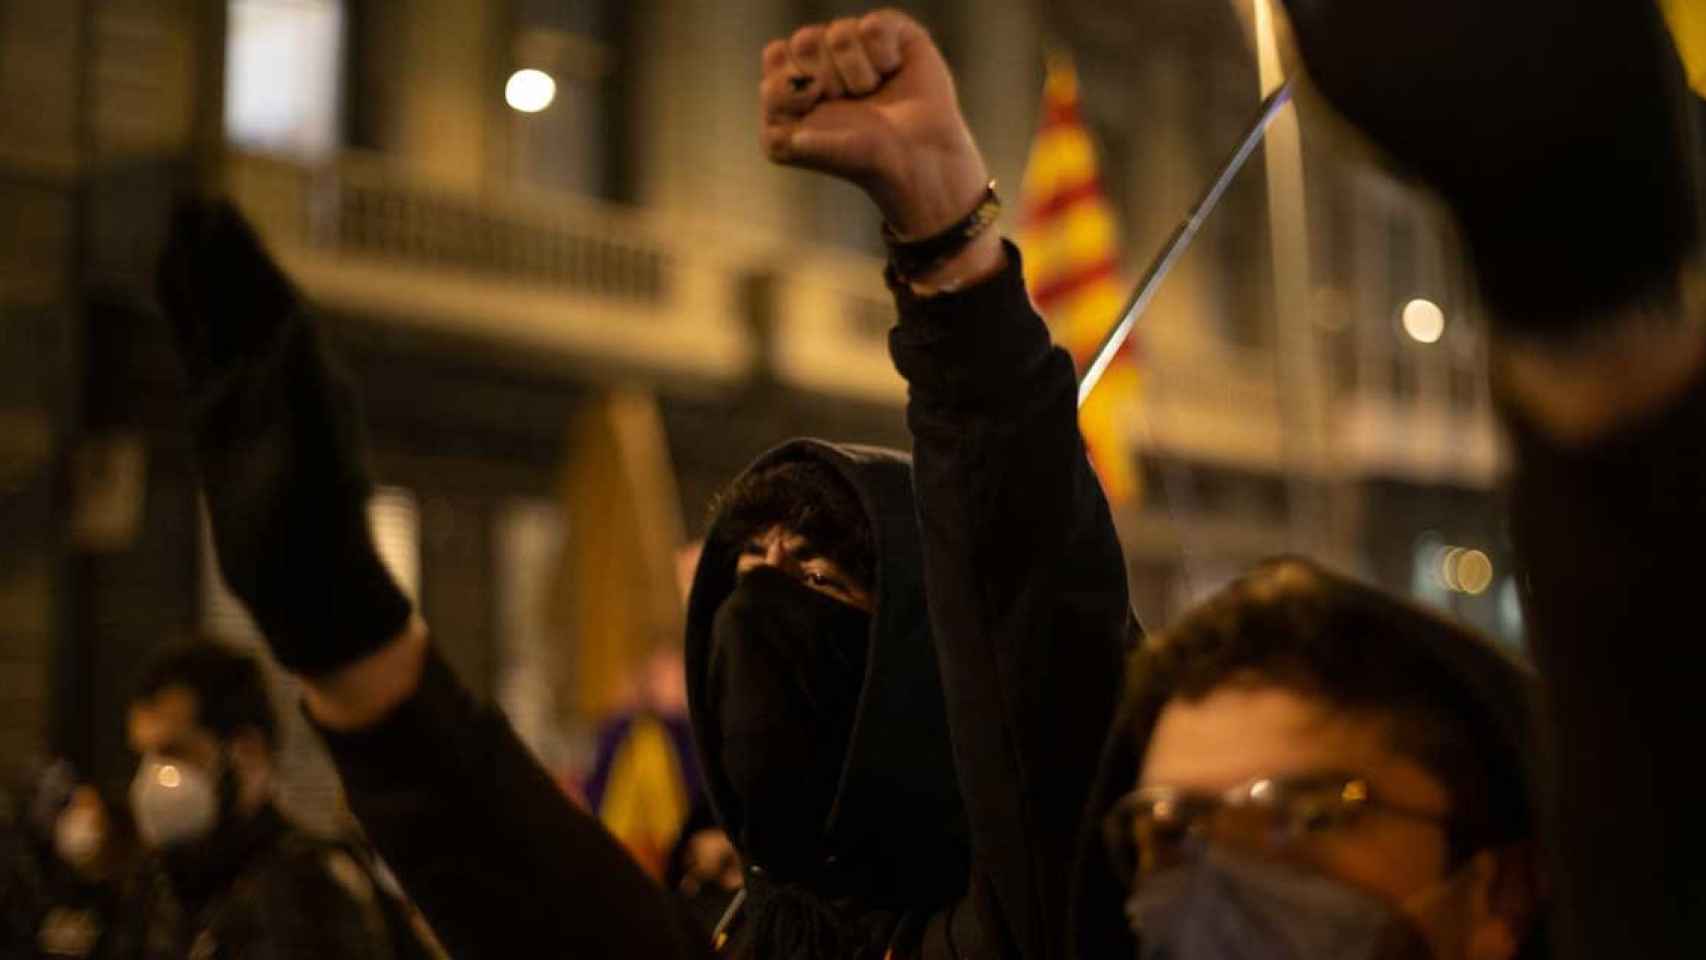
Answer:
[
  {"left": 1127, "top": 847, "right": 1436, "bottom": 960},
  {"left": 709, "top": 567, "right": 871, "bottom": 880}
]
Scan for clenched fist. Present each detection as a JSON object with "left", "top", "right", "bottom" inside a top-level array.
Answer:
[{"left": 760, "top": 10, "right": 989, "bottom": 241}]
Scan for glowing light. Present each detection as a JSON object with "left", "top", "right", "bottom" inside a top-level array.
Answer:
[
  {"left": 1401, "top": 298, "right": 1446, "bottom": 344},
  {"left": 1426, "top": 543, "right": 1496, "bottom": 596},
  {"left": 1455, "top": 550, "right": 1494, "bottom": 596},
  {"left": 505, "top": 69, "right": 557, "bottom": 113},
  {"left": 157, "top": 765, "right": 181, "bottom": 788},
  {"left": 1438, "top": 547, "right": 1465, "bottom": 591}
]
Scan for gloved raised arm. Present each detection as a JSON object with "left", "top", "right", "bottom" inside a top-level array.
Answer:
[
  {"left": 159, "top": 197, "right": 416, "bottom": 692},
  {"left": 158, "top": 192, "right": 437, "bottom": 917}
]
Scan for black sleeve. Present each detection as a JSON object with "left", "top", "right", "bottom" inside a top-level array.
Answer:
[
  {"left": 313, "top": 647, "right": 714, "bottom": 960},
  {"left": 1503, "top": 366, "right": 1706, "bottom": 960},
  {"left": 888, "top": 243, "right": 1132, "bottom": 960}
]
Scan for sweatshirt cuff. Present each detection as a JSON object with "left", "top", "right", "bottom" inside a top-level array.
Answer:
[
  {"left": 1501, "top": 357, "right": 1706, "bottom": 512},
  {"left": 887, "top": 240, "right": 1059, "bottom": 406},
  {"left": 308, "top": 645, "right": 473, "bottom": 783}
]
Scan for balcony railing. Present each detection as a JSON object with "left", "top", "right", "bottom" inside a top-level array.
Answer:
[
  {"left": 229, "top": 150, "right": 677, "bottom": 305},
  {"left": 225, "top": 149, "right": 751, "bottom": 384},
  {"left": 222, "top": 148, "right": 1495, "bottom": 482}
]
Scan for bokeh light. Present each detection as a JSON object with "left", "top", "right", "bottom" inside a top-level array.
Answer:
[
  {"left": 505, "top": 69, "right": 557, "bottom": 113},
  {"left": 1401, "top": 298, "right": 1446, "bottom": 344}
]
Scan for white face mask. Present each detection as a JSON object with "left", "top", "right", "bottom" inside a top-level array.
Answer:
[
  {"left": 53, "top": 804, "right": 104, "bottom": 870},
  {"left": 130, "top": 755, "right": 219, "bottom": 850}
]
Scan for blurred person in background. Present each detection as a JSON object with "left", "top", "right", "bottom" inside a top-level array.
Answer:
[
  {"left": 0, "top": 761, "right": 136, "bottom": 959},
  {"left": 109, "top": 641, "right": 408, "bottom": 959},
  {"left": 584, "top": 644, "right": 702, "bottom": 879}
]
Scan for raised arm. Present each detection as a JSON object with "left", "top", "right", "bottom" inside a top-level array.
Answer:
[
  {"left": 1276, "top": 2, "right": 1706, "bottom": 956},
  {"left": 158, "top": 199, "right": 710, "bottom": 959},
  {"left": 759, "top": 14, "right": 1131, "bottom": 958}
]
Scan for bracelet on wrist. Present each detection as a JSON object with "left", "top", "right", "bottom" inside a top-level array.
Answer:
[{"left": 882, "top": 182, "right": 1001, "bottom": 283}]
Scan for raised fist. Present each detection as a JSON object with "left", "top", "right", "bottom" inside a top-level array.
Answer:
[
  {"left": 1278, "top": 0, "right": 1699, "bottom": 334},
  {"left": 760, "top": 9, "right": 989, "bottom": 239}
]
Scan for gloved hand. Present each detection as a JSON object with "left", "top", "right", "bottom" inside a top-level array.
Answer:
[
  {"left": 159, "top": 197, "right": 411, "bottom": 677},
  {"left": 1278, "top": 0, "right": 1701, "bottom": 337}
]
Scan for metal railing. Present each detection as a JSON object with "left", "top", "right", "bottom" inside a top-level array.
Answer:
[{"left": 228, "top": 150, "right": 674, "bottom": 307}]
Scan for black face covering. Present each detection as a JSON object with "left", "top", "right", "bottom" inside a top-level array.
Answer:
[{"left": 709, "top": 567, "right": 871, "bottom": 881}]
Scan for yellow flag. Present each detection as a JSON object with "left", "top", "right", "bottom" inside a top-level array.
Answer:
[
  {"left": 1663, "top": 0, "right": 1706, "bottom": 98},
  {"left": 1017, "top": 55, "right": 1142, "bottom": 505}
]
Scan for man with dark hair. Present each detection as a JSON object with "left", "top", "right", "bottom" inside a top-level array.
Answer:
[
  {"left": 710, "top": 459, "right": 878, "bottom": 610},
  {"left": 1070, "top": 560, "right": 1543, "bottom": 958},
  {"left": 114, "top": 641, "right": 403, "bottom": 959}
]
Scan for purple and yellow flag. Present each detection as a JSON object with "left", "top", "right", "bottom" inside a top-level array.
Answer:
[{"left": 1016, "top": 55, "right": 1142, "bottom": 505}]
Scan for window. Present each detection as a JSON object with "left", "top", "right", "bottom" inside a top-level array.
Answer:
[{"left": 225, "top": 0, "right": 345, "bottom": 159}]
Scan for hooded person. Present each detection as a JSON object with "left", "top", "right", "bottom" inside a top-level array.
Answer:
[
  {"left": 154, "top": 193, "right": 986, "bottom": 958},
  {"left": 1069, "top": 560, "right": 1546, "bottom": 960},
  {"left": 159, "top": 8, "right": 1127, "bottom": 958},
  {"left": 682, "top": 441, "right": 971, "bottom": 957}
]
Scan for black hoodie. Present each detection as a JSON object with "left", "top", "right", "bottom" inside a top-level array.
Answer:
[
  {"left": 684, "top": 440, "right": 972, "bottom": 955},
  {"left": 315, "top": 244, "right": 1131, "bottom": 960}
]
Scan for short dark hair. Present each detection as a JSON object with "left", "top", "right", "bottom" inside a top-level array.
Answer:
[
  {"left": 133, "top": 641, "right": 279, "bottom": 752},
  {"left": 709, "top": 459, "right": 875, "bottom": 591},
  {"left": 1136, "top": 557, "right": 1536, "bottom": 859}
]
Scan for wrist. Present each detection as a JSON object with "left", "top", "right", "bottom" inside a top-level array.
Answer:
[
  {"left": 1493, "top": 269, "right": 1706, "bottom": 445},
  {"left": 872, "top": 144, "right": 991, "bottom": 240},
  {"left": 303, "top": 614, "right": 430, "bottom": 732}
]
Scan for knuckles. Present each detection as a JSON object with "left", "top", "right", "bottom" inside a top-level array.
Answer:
[{"left": 788, "top": 25, "right": 824, "bottom": 60}]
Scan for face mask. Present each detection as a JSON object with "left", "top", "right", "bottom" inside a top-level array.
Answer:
[
  {"left": 131, "top": 754, "right": 220, "bottom": 850},
  {"left": 53, "top": 804, "right": 105, "bottom": 870},
  {"left": 1126, "top": 846, "right": 1439, "bottom": 960},
  {"left": 709, "top": 567, "right": 871, "bottom": 880}
]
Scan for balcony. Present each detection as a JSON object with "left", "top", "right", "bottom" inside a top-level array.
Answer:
[
  {"left": 227, "top": 149, "right": 756, "bottom": 387},
  {"left": 227, "top": 148, "right": 1496, "bottom": 484}
]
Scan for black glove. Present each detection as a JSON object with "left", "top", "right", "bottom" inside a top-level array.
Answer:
[
  {"left": 1279, "top": 0, "right": 1701, "bottom": 338},
  {"left": 160, "top": 197, "right": 411, "bottom": 676}
]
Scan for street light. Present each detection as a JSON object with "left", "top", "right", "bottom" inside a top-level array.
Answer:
[
  {"left": 505, "top": 68, "right": 557, "bottom": 113},
  {"left": 1401, "top": 298, "right": 1446, "bottom": 344}
]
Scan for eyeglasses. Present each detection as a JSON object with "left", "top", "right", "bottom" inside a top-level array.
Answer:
[{"left": 1103, "top": 772, "right": 1453, "bottom": 888}]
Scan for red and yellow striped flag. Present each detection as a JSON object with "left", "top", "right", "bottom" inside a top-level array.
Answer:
[{"left": 1017, "top": 55, "right": 1142, "bottom": 505}]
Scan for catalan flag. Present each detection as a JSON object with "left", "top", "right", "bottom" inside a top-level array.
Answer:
[{"left": 1017, "top": 54, "right": 1142, "bottom": 505}]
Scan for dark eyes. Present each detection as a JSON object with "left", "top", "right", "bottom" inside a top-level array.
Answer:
[{"left": 804, "top": 571, "right": 845, "bottom": 591}]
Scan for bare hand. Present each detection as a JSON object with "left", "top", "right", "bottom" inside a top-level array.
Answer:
[{"left": 760, "top": 10, "right": 990, "bottom": 239}]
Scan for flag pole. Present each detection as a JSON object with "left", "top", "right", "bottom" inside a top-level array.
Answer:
[{"left": 1076, "top": 82, "right": 1292, "bottom": 409}]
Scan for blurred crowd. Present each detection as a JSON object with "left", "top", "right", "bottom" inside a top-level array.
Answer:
[{"left": 1, "top": 638, "right": 741, "bottom": 958}]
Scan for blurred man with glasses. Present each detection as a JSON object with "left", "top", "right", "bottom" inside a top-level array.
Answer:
[{"left": 1074, "top": 559, "right": 1543, "bottom": 959}]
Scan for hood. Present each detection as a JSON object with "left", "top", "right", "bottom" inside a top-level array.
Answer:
[
  {"left": 1069, "top": 564, "right": 1548, "bottom": 959},
  {"left": 685, "top": 439, "right": 969, "bottom": 909}
]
